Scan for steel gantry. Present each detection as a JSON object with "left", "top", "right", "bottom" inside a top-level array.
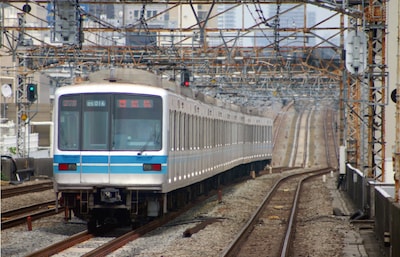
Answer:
[
  {"left": 0, "top": 0, "right": 389, "bottom": 186},
  {"left": 343, "top": 0, "right": 387, "bottom": 182}
]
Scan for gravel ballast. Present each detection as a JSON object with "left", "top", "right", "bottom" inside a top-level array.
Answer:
[{"left": 1, "top": 170, "right": 365, "bottom": 257}]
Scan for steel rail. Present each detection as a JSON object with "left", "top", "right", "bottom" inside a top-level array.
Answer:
[
  {"left": 220, "top": 168, "right": 331, "bottom": 257},
  {"left": 1, "top": 200, "right": 56, "bottom": 218},
  {"left": 81, "top": 193, "right": 214, "bottom": 257},
  {"left": 26, "top": 231, "right": 94, "bottom": 257},
  {"left": 322, "top": 107, "right": 339, "bottom": 168},
  {"left": 280, "top": 168, "right": 332, "bottom": 257},
  {"left": 1, "top": 182, "right": 53, "bottom": 198},
  {"left": 1, "top": 203, "right": 64, "bottom": 230},
  {"left": 25, "top": 185, "right": 220, "bottom": 256}
]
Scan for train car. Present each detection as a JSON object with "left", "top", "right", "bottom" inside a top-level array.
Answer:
[{"left": 53, "top": 68, "right": 273, "bottom": 230}]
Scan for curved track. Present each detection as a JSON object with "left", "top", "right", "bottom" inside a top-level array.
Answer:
[
  {"left": 221, "top": 104, "right": 338, "bottom": 256},
  {"left": 221, "top": 168, "right": 331, "bottom": 257}
]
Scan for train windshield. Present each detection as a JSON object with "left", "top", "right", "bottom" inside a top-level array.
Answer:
[
  {"left": 58, "top": 93, "right": 162, "bottom": 151},
  {"left": 113, "top": 94, "right": 162, "bottom": 151}
]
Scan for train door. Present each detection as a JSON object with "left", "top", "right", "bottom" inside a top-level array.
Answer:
[{"left": 80, "top": 94, "right": 111, "bottom": 184}]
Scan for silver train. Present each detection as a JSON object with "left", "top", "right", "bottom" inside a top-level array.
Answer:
[{"left": 53, "top": 68, "right": 273, "bottom": 230}]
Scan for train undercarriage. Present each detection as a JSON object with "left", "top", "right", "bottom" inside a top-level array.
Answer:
[{"left": 59, "top": 160, "right": 270, "bottom": 232}]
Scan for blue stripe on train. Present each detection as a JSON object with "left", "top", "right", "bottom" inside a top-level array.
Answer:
[
  {"left": 53, "top": 154, "right": 167, "bottom": 174},
  {"left": 53, "top": 155, "right": 80, "bottom": 163}
]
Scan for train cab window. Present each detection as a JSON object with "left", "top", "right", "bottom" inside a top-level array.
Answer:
[
  {"left": 58, "top": 93, "right": 162, "bottom": 152},
  {"left": 83, "top": 94, "right": 110, "bottom": 150},
  {"left": 112, "top": 94, "right": 162, "bottom": 151},
  {"left": 58, "top": 95, "right": 80, "bottom": 150}
]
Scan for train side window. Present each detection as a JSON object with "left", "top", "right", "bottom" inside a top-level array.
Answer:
[
  {"left": 210, "top": 118, "right": 213, "bottom": 148},
  {"left": 211, "top": 118, "right": 214, "bottom": 148},
  {"left": 193, "top": 116, "right": 196, "bottom": 150},
  {"left": 170, "top": 111, "right": 175, "bottom": 151},
  {"left": 196, "top": 116, "right": 200, "bottom": 149},
  {"left": 189, "top": 114, "right": 192, "bottom": 150},
  {"left": 204, "top": 117, "right": 208, "bottom": 149},
  {"left": 214, "top": 119, "right": 217, "bottom": 147},
  {"left": 175, "top": 111, "right": 179, "bottom": 151},
  {"left": 179, "top": 112, "right": 183, "bottom": 151},
  {"left": 216, "top": 120, "right": 220, "bottom": 147},
  {"left": 223, "top": 121, "right": 226, "bottom": 146},
  {"left": 202, "top": 117, "right": 205, "bottom": 149},
  {"left": 192, "top": 115, "right": 195, "bottom": 150},
  {"left": 184, "top": 113, "right": 189, "bottom": 150},
  {"left": 203, "top": 117, "right": 205, "bottom": 148}
]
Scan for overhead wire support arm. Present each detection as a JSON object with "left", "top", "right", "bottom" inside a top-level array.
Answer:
[{"left": 189, "top": 0, "right": 215, "bottom": 47}]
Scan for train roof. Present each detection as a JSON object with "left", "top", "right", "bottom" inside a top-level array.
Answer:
[{"left": 73, "top": 68, "right": 271, "bottom": 118}]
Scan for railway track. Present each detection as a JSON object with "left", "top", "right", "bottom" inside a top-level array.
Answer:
[
  {"left": 25, "top": 188, "right": 221, "bottom": 257},
  {"left": 1, "top": 181, "right": 53, "bottom": 198},
  {"left": 220, "top": 168, "right": 331, "bottom": 257},
  {"left": 221, "top": 105, "right": 338, "bottom": 256},
  {"left": 289, "top": 107, "right": 312, "bottom": 168},
  {"left": 323, "top": 108, "right": 339, "bottom": 167},
  {"left": 272, "top": 101, "right": 293, "bottom": 148},
  {"left": 1, "top": 200, "right": 63, "bottom": 230}
]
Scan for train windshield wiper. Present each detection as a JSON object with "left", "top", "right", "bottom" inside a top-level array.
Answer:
[
  {"left": 137, "top": 128, "right": 160, "bottom": 155},
  {"left": 138, "top": 135, "right": 153, "bottom": 155}
]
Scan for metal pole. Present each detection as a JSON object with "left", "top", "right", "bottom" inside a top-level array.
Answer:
[{"left": 394, "top": 0, "right": 400, "bottom": 202}]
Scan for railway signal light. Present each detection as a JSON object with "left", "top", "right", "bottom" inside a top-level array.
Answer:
[
  {"left": 27, "top": 83, "right": 37, "bottom": 102},
  {"left": 181, "top": 69, "right": 190, "bottom": 87}
]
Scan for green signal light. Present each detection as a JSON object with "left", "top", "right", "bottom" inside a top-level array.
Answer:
[{"left": 27, "top": 83, "right": 37, "bottom": 102}]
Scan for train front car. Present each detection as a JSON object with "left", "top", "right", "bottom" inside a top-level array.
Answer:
[{"left": 53, "top": 83, "right": 168, "bottom": 230}]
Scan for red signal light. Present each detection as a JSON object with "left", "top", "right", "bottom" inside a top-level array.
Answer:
[{"left": 181, "top": 69, "right": 190, "bottom": 87}]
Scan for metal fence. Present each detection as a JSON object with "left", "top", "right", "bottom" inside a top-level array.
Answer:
[{"left": 345, "top": 163, "right": 400, "bottom": 257}]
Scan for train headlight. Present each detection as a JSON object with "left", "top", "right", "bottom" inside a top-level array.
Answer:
[
  {"left": 58, "top": 163, "right": 77, "bottom": 171},
  {"left": 143, "top": 163, "right": 162, "bottom": 171}
]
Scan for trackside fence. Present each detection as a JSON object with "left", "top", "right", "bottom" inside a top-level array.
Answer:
[{"left": 345, "top": 163, "right": 400, "bottom": 256}]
